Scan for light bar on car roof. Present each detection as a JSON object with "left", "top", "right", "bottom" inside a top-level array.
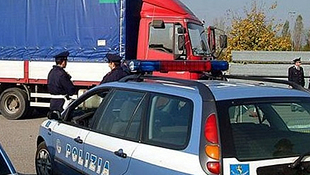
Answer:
[{"left": 128, "top": 60, "right": 228, "bottom": 73}]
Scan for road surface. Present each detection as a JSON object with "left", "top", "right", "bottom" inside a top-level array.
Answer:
[{"left": 0, "top": 112, "right": 47, "bottom": 175}]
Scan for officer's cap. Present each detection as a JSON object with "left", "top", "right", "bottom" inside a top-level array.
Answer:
[
  {"left": 293, "top": 57, "right": 301, "bottom": 63},
  {"left": 107, "top": 54, "right": 122, "bottom": 62},
  {"left": 54, "top": 51, "right": 69, "bottom": 61}
]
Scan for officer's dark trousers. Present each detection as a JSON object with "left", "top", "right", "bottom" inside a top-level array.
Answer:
[{"left": 50, "top": 99, "right": 65, "bottom": 113}]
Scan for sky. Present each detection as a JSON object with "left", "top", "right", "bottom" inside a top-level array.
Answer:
[{"left": 179, "top": 0, "right": 310, "bottom": 29}]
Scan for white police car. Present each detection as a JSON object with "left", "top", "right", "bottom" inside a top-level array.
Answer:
[
  {"left": 36, "top": 60, "right": 310, "bottom": 175},
  {"left": 0, "top": 143, "right": 18, "bottom": 175}
]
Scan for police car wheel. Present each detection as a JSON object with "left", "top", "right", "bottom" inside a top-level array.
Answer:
[
  {"left": 35, "top": 141, "right": 52, "bottom": 175},
  {"left": 0, "top": 88, "right": 30, "bottom": 120}
]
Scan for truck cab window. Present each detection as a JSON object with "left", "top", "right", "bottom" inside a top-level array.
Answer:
[
  {"left": 188, "top": 23, "right": 211, "bottom": 56},
  {"left": 149, "top": 23, "right": 174, "bottom": 53}
]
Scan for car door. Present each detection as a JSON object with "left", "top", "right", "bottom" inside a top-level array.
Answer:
[
  {"left": 83, "top": 89, "right": 146, "bottom": 175},
  {"left": 51, "top": 88, "right": 108, "bottom": 174},
  {"left": 127, "top": 93, "right": 195, "bottom": 174},
  {"left": 51, "top": 123, "right": 89, "bottom": 173}
]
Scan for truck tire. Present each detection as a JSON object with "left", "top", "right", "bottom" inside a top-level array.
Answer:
[
  {"left": 35, "top": 141, "right": 53, "bottom": 175},
  {"left": 0, "top": 88, "right": 29, "bottom": 120}
]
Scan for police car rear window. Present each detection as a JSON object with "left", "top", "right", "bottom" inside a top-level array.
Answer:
[{"left": 218, "top": 97, "right": 310, "bottom": 161}]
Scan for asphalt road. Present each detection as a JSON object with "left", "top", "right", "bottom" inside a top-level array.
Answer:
[{"left": 0, "top": 111, "right": 47, "bottom": 175}]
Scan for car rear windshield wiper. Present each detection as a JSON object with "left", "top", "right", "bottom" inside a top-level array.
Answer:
[{"left": 289, "top": 152, "right": 310, "bottom": 169}]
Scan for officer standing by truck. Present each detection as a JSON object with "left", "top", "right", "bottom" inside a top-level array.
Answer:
[
  {"left": 47, "top": 51, "right": 76, "bottom": 112},
  {"left": 288, "top": 57, "right": 305, "bottom": 87},
  {"left": 100, "top": 54, "right": 129, "bottom": 84}
]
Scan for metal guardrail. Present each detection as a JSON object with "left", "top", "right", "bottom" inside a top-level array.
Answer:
[
  {"left": 223, "top": 75, "right": 310, "bottom": 92},
  {"left": 225, "top": 75, "right": 310, "bottom": 78},
  {"left": 232, "top": 51, "right": 310, "bottom": 63}
]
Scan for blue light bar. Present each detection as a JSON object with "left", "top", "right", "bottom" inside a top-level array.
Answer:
[
  {"left": 211, "top": 60, "right": 229, "bottom": 71},
  {"left": 129, "top": 60, "right": 160, "bottom": 72},
  {"left": 128, "top": 60, "right": 229, "bottom": 73}
]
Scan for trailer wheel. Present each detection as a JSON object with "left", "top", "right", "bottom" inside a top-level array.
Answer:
[{"left": 0, "top": 88, "right": 29, "bottom": 120}]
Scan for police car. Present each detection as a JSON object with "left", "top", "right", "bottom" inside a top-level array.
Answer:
[
  {"left": 36, "top": 60, "right": 310, "bottom": 175},
  {"left": 0, "top": 143, "right": 18, "bottom": 175}
]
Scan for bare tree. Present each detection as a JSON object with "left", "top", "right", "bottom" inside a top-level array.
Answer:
[
  {"left": 212, "top": 17, "right": 229, "bottom": 33},
  {"left": 303, "top": 30, "right": 310, "bottom": 51},
  {"left": 281, "top": 20, "right": 290, "bottom": 37},
  {"left": 293, "top": 15, "right": 304, "bottom": 51}
]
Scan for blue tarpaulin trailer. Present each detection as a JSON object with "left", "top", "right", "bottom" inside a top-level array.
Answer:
[{"left": 0, "top": 0, "right": 141, "bottom": 61}]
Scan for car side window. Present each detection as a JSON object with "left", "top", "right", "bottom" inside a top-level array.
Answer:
[
  {"left": 94, "top": 90, "right": 145, "bottom": 140},
  {"left": 67, "top": 90, "right": 108, "bottom": 128},
  {"left": 145, "top": 93, "right": 193, "bottom": 149}
]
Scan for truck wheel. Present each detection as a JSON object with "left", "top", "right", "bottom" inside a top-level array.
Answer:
[
  {"left": 0, "top": 88, "right": 29, "bottom": 120},
  {"left": 35, "top": 141, "right": 53, "bottom": 175}
]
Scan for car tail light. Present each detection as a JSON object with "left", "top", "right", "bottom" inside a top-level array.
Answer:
[
  {"left": 204, "top": 113, "right": 218, "bottom": 144},
  {"left": 204, "top": 113, "right": 220, "bottom": 174},
  {"left": 207, "top": 162, "right": 220, "bottom": 174},
  {"left": 205, "top": 145, "right": 220, "bottom": 160}
]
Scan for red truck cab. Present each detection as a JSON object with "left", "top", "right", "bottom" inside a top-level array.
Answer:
[{"left": 136, "top": 0, "right": 225, "bottom": 79}]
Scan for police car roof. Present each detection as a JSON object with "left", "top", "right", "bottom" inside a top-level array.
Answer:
[
  {"left": 202, "top": 80, "right": 310, "bottom": 101},
  {"left": 97, "top": 80, "right": 199, "bottom": 99},
  {"left": 98, "top": 79, "right": 310, "bottom": 101}
]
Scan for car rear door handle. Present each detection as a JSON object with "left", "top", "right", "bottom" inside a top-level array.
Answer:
[
  {"left": 114, "top": 149, "right": 127, "bottom": 158},
  {"left": 74, "top": 136, "right": 83, "bottom": 144}
]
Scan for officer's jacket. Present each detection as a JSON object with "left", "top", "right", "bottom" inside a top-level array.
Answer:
[
  {"left": 288, "top": 66, "right": 305, "bottom": 87},
  {"left": 100, "top": 66, "right": 129, "bottom": 84},
  {"left": 47, "top": 65, "right": 75, "bottom": 96}
]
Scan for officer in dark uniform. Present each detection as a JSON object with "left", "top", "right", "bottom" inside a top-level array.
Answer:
[
  {"left": 47, "top": 51, "right": 76, "bottom": 112},
  {"left": 100, "top": 54, "right": 129, "bottom": 84},
  {"left": 288, "top": 57, "right": 305, "bottom": 87}
]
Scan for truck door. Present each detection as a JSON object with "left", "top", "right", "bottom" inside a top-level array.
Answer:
[
  {"left": 83, "top": 89, "right": 146, "bottom": 174},
  {"left": 145, "top": 22, "right": 186, "bottom": 60},
  {"left": 147, "top": 22, "right": 175, "bottom": 60},
  {"left": 143, "top": 21, "right": 194, "bottom": 79}
]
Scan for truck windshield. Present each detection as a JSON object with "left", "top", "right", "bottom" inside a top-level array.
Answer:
[{"left": 188, "top": 23, "right": 211, "bottom": 56}]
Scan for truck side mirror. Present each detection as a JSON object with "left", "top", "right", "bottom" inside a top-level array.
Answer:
[
  {"left": 178, "top": 35, "right": 185, "bottom": 50},
  {"left": 177, "top": 27, "right": 186, "bottom": 34},
  {"left": 219, "top": 35, "right": 228, "bottom": 48},
  {"left": 151, "top": 20, "right": 165, "bottom": 29},
  {"left": 175, "top": 25, "right": 186, "bottom": 58}
]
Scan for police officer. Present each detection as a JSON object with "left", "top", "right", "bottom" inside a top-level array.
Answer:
[
  {"left": 100, "top": 54, "right": 129, "bottom": 84},
  {"left": 288, "top": 57, "right": 305, "bottom": 87},
  {"left": 47, "top": 51, "right": 76, "bottom": 112}
]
